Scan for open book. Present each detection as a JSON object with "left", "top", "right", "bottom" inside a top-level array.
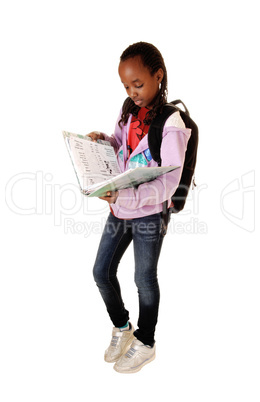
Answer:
[{"left": 63, "top": 131, "right": 179, "bottom": 197}]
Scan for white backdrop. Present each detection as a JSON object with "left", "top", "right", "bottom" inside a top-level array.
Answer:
[{"left": 1, "top": 0, "right": 259, "bottom": 401}]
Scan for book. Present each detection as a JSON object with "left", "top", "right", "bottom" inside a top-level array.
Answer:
[{"left": 63, "top": 131, "right": 180, "bottom": 197}]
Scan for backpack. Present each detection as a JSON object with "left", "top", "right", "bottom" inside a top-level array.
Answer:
[{"left": 148, "top": 100, "right": 199, "bottom": 232}]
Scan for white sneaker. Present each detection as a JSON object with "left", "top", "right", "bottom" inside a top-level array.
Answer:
[
  {"left": 104, "top": 323, "right": 135, "bottom": 363},
  {"left": 113, "top": 338, "right": 156, "bottom": 373}
]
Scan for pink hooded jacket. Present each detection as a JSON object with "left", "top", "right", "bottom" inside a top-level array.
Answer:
[{"left": 102, "top": 109, "right": 191, "bottom": 219}]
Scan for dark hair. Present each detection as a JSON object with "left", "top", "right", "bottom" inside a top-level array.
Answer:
[{"left": 118, "top": 41, "right": 168, "bottom": 127}]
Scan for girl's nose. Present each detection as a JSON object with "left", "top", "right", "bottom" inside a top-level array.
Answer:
[{"left": 129, "top": 88, "right": 138, "bottom": 99}]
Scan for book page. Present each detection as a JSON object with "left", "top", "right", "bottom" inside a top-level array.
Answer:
[{"left": 63, "top": 131, "right": 121, "bottom": 189}]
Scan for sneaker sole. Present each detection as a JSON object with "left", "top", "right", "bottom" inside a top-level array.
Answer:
[
  {"left": 113, "top": 351, "right": 156, "bottom": 374},
  {"left": 104, "top": 333, "right": 135, "bottom": 363}
]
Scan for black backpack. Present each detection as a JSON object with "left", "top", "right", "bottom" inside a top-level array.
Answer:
[{"left": 148, "top": 100, "right": 198, "bottom": 230}]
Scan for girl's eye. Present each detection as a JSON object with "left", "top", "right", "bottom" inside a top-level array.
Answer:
[{"left": 123, "top": 84, "right": 143, "bottom": 90}]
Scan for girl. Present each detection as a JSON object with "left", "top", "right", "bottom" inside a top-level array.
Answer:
[{"left": 87, "top": 42, "right": 191, "bottom": 373}]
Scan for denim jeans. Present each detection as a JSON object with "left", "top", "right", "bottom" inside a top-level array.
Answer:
[{"left": 93, "top": 212, "right": 167, "bottom": 346}]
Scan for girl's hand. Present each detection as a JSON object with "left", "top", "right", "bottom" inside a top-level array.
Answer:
[
  {"left": 99, "top": 191, "right": 118, "bottom": 204},
  {"left": 85, "top": 131, "right": 105, "bottom": 142}
]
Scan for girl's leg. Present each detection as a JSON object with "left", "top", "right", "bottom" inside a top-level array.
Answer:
[
  {"left": 132, "top": 213, "right": 165, "bottom": 346},
  {"left": 93, "top": 213, "right": 132, "bottom": 328}
]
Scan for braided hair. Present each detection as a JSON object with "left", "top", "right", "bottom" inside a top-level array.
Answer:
[{"left": 119, "top": 42, "right": 168, "bottom": 127}]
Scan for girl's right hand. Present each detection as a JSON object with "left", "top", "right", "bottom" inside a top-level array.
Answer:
[{"left": 85, "top": 131, "right": 105, "bottom": 142}]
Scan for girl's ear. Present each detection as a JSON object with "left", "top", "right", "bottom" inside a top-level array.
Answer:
[{"left": 156, "top": 68, "right": 164, "bottom": 84}]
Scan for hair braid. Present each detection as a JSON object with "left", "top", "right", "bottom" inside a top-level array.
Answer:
[{"left": 119, "top": 42, "right": 168, "bottom": 127}]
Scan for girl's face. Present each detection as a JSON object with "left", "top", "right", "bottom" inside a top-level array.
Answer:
[{"left": 118, "top": 56, "right": 164, "bottom": 109}]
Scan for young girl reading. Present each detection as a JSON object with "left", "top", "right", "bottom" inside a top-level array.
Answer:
[{"left": 87, "top": 42, "right": 191, "bottom": 373}]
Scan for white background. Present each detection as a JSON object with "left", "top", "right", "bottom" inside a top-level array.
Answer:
[{"left": 1, "top": 0, "right": 259, "bottom": 401}]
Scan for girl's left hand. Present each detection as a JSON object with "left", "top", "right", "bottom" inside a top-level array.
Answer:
[{"left": 99, "top": 191, "right": 118, "bottom": 204}]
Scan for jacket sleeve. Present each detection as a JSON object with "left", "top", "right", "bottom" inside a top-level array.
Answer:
[
  {"left": 101, "top": 110, "right": 123, "bottom": 153},
  {"left": 115, "top": 127, "right": 191, "bottom": 210}
]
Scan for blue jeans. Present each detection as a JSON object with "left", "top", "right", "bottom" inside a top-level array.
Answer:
[{"left": 93, "top": 212, "right": 166, "bottom": 346}]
